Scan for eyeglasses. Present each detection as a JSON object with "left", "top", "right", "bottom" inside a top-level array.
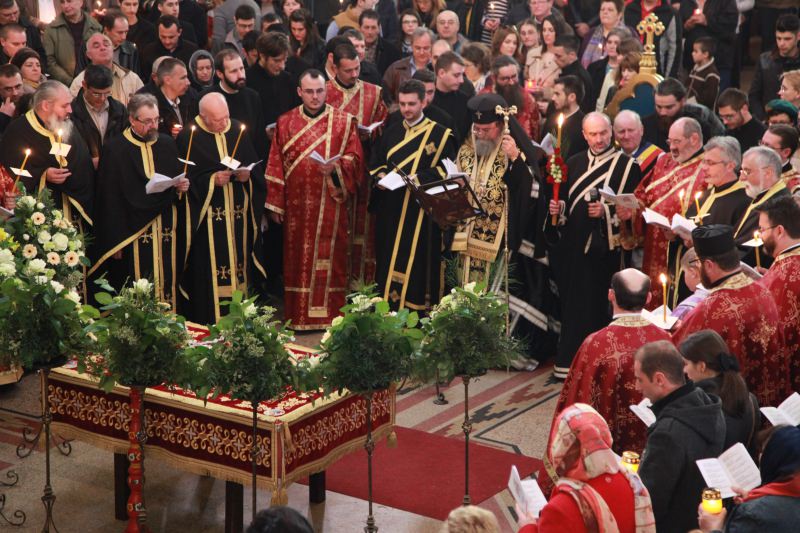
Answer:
[
  {"left": 739, "top": 166, "right": 768, "bottom": 176},
  {"left": 757, "top": 225, "right": 776, "bottom": 234},
  {"left": 87, "top": 89, "right": 112, "bottom": 99},
  {"left": 132, "top": 116, "right": 159, "bottom": 126}
]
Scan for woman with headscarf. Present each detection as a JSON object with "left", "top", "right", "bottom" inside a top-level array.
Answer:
[
  {"left": 188, "top": 50, "right": 215, "bottom": 92},
  {"left": 698, "top": 425, "right": 800, "bottom": 532},
  {"left": 519, "top": 404, "right": 656, "bottom": 532},
  {"left": 680, "top": 329, "right": 760, "bottom": 456}
]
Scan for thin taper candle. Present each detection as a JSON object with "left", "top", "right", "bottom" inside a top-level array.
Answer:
[
  {"left": 660, "top": 273, "right": 668, "bottom": 322},
  {"left": 13, "top": 148, "right": 31, "bottom": 190},
  {"left": 755, "top": 231, "right": 761, "bottom": 269},
  {"left": 556, "top": 113, "right": 564, "bottom": 149},
  {"left": 694, "top": 191, "right": 701, "bottom": 215},
  {"left": 230, "top": 124, "right": 246, "bottom": 161},
  {"left": 183, "top": 125, "right": 196, "bottom": 176}
]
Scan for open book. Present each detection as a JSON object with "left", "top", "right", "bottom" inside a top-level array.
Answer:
[
  {"left": 377, "top": 171, "right": 406, "bottom": 191},
  {"left": 146, "top": 172, "right": 186, "bottom": 194},
  {"left": 640, "top": 307, "right": 678, "bottom": 330},
  {"left": 310, "top": 151, "right": 341, "bottom": 166},
  {"left": 629, "top": 398, "right": 656, "bottom": 427},
  {"left": 760, "top": 392, "right": 800, "bottom": 426},
  {"left": 358, "top": 121, "right": 383, "bottom": 134},
  {"left": 441, "top": 158, "right": 469, "bottom": 179},
  {"left": 642, "top": 209, "right": 697, "bottom": 237},
  {"left": 508, "top": 466, "right": 547, "bottom": 519},
  {"left": 696, "top": 443, "right": 761, "bottom": 499},
  {"left": 599, "top": 185, "right": 639, "bottom": 209}
]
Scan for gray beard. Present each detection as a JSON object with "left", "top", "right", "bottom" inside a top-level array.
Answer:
[
  {"left": 46, "top": 118, "right": 73, "bottom": 142},
  {"left": 474, "top": 138, "right": 498, "bottom": 158}
]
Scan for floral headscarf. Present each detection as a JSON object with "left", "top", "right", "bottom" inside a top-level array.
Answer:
[{"left": 547, "top": 403, "right": 656, "bottom": 533}]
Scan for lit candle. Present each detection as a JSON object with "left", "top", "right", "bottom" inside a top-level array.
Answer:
[
  {"left": 182, "top": 125, "right": 196, "bottom": 176},
  {"left": 701, "top": 488, "right": 723, "bottom": 514},
  {"left": 230, "top": 124, "right": 246, "bottom": 161},
  {"left": 19, "top": 148, "right": 30, "bottom": 173},
  {"left": 754, "top": 231, "right": 761, "bottom": 269},
  {"left": 556, "top": 113, "right": 564, "bottom": 149},
  {"left": 694, "top": 8, "right": 701, "bottom": 15},
  {"left": 56, "top": 129, "right": 63, "bottom": 168},
  {"left": 660, "top": 273, "right": 668, "bottom": 322},
  {"left": 694, "top": 191, "right": 702, "bottom": 215},
  {"left": 621, "top": 451, "right": 640, "bottom": 474},
  {"left": 678, "top": 188, "right": 685, "bottom": 214}
]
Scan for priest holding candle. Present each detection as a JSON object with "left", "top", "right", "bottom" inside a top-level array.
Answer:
[
  {"left": 90, "top": 93, "right": 190, "bottom": 307},
  {"left": 176, "top": 92, "right": 264, "bottom": 324}
]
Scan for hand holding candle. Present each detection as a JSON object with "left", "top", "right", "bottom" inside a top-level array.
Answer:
[{"left": 660, "top": 273, "right": 668, "bottom": 322}]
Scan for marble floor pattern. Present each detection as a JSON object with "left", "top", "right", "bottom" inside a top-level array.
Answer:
[{"left": 0, "top": 332, "right": 561, "bottom": 533}]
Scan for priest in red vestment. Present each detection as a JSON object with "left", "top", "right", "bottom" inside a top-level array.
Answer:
[
  {"left": 625, "top": 118, "right": 707, "bottom": 309},
  {"left": 552, "top": 268, "right": 671, "bottom": 456},
  {"left": 756, "top": 196, "right": 800, "bottom": 394},
  {"left": 325, "top": 43, "right": 387, "bottom": 286},
  {"left": 672, "top": 224, "right": 789, "bottom": 406},
  {"left": 266, "top": 70, "right": 363, "bottom": 330}
]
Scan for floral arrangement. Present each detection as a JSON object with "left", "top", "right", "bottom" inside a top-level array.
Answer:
[
  {"left": 0, "top": 191, "right": 93, "bottom": 369},
  {"left": 313, "top": 289, "right": 423, "bottom": 396},
  {"left": 82, "top": 279, "right": 193, "bottom": 391},
  {"left": 546, "top": 148, "right": 567, "bottom": 225},
  {"left": 416, "top": 282, "right": 520, "bottom": 382},
  {"left": 200, "top": 292, "right": 298, "bottom": 405}
]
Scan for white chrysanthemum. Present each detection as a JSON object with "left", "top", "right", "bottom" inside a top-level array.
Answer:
[
  {"left": 351, "top": 294, "right": 371, "bottom": 311},
  {"left": 50, "top": 280, "right": 65, "bottom": 293},
  {"left": 0, "top": 262, "right": 15, "bottom": 277},
  {"left": 52, "top": 233, "right": 69, "bottom": 251},
  {"left": 22, "top": 234, "right": 29, "bottom": 241},
  {"left": 64, "top": 251, "right": 80, "bottom": 267},
  {"left": 31, "top": 212, "right": 46, "bottom": 225},
  {"left": 22, "top": 244, "right": 37, "bottom": 259},
  {"left": 17, "top": 196, "right": 35, "bottom": 209},
  {"left": 0, "top": 249, "right": 14, "bottom": 264},
  {"left": 132, "top": 278, "right": 152, "bottom": 294},
  {"left": 26, "top": 258, "right": 46, "bottom": 274},
  {"left": 37, "top": 230, "right": 51, "bottom": 243}
]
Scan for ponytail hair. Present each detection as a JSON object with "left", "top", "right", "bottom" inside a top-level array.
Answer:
[{"left": 679, "top": 329, "right": 750, "bottom": 417}]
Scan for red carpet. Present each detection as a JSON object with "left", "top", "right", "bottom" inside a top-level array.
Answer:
[{"left": 300, "top": 426, "right": 542, "bottom": 520}]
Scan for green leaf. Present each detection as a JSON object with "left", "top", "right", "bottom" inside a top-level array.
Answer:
[{"left": 94, "top": 292, "right": 113, "bottom": 305}]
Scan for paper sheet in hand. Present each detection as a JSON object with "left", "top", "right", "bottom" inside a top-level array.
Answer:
[
  {"left": 235, "top": 160, "right": 263, "bottom": 173},
  {"left": 310, "top": 151, "right": 341, "bottom": 165},
  {"left": 358, "top": 121, "right": 383, "bottom": 133},
  {"left": 739, "top": 261, "right": 763, "bottom": 280},
  {"left": 377, "top": 171, "right": 405, "bottom": 191},
  {"left": 49, "top": 142, "right": 71, "bottom": 158},
  {"left": 640, "top": 307, "right": 678, "bottom": 330},
  {"left": 629, "top": 398, "right": 656, "bottom": 427},
  {"left": 177, "top": 157, "right": 196, "bottom": 167},
  {"left": 670, "top": 214, "right": 697, "bottom": 239},
  {"left": 696, "top": 443, "right": 761, "bottom": 499},
  {"left": 0, "top": 206, "right": 13, "bottom": 217},
  {"left": 540, "top": 133, "right": 555, "bottom": 156},
  {"left": 760, "top": 392, "right": 800, "bottom": 426},
  {"left": 508, "top": 466, "right": 547, "bottom": 518},
  {"left": 220, "top": 156, "right": 241, "bottom": 170},
  {"left": 599, "top": 185, "right": 639, "bottom": 209},
  {"left": 146, "top": 172, "right": 185, "bottom": 194},
  {"left": 642, "top": 208, "right": 671, "bottom": 229}
]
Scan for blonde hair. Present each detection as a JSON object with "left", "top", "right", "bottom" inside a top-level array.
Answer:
[
  {"left": 440, "top": 506, "right": 500, "bottom": 533},
  {"left": 782, "top": 70, "right": 800, "bottom": 92}
]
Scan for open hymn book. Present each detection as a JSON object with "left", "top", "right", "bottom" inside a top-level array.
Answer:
[
  {"left": 642, "top": 209, "right": 697, "bottom": 239},
  {"left": 760, "top": 392, "right": 800, "bottom": 426},
  {"left": 508, "top": 466, "right": 547, "bottom": 519},
  {"left": 696, "top": 443, "right": 761, "bottom": 499}
]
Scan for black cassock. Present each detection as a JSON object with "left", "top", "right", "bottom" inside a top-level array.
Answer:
[
  {"left": 90, "top": 129, "right": 189, "bottom": 307},
  {"left": 176, "top": 117, "right": 265, "bottom": 325},
  {"left": 0, "top": 110, "right": 94, "bottom": 227},
  {"left": 369, "top": 115, "right": 456, "bottom": 311},
  {"left": 546, "top": 146, "right": 641, "bottom": 379}
]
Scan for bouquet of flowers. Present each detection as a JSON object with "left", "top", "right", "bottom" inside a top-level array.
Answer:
[
  {"left": 546, "top": 148, "right": 567, "bottom": 225},
  {"left": 82, "top": 279, "right": 194, "bottom": 391},
  {"left": 416, "top": 282, "right": 520, "bottom": 382},
  {"left": 201, "top": 292, "right": 298, "bottom": 406},
  {"left": 0, "top": 191, "right": 93, "bottom": 370},
  {"left": 313, "top": 289, "right": 423, "bottom": 396}
]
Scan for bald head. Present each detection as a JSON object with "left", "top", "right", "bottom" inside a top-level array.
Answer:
[
  {"left": 199, "top": 92, "right": 230, "bottom": 133},
  {"left": 669, "top": 117, "right": 703, "bottom": 163},
  {"left": 582, "top": 112, "right": 613, "bottom": 154},
  {"left": 610, "top": 268, "right": 651, "bottom": 312}
]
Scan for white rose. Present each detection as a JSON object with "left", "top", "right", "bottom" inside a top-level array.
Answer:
[
  {"left": 31, "top": 212, "right": 46, "bottom": 225},
  {"left": 0, "top": 262, "right": 15, "bottom": 277},
  {"left": 52, "top": 233, "right": 69, "bottom": 251},
  {"left": 50, "top": 280, "right": 65, "bottom": 294},
  {"left": 65, "top": 291, "right": 81, "bottom": 304},
  {"left": 26, "top": 258, "right": 46, "bottom": 274},
  {"left": 46, "top": 252, "right": 60, "bottom": 265},
  {"left": 64, "top": 251, "right": 80, "bottom": 267},
  {"left": 37, "top": 230, "right": 51, "bottom": 244},
  {"left": 0, "top": 249, "right": 13, "bottom": 264},
  {"left": 133, "top": 278, "right": 152, "bottom": 294},
  {"left": 22, "top": 234, "right": 29, "bottom": 241},
  {"left": 36, "top": 202, "right": 44, "bottom": 209},
  {"left": 22, "top": 244, "right": 37, "bottom": 259}
]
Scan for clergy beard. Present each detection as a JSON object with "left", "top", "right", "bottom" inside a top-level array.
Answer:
[
  {"left": 46, "top": 118, "right": 72, "bottom": 141},
  {"left": 495, "top": 83, "right": 524, "bottom": 111},
  {"left": 744, "top": 180, "right": 765, "bottom": 199},
  {"left": 475, "top": 138, "right": 498, "bottom": 158},
  {"left": 143, "top": 127, "right": 159, "bottom": 142},
  {"left": 763, "top": 234, "right": 776, "bottom": 257},
  {"left": 699, "top": 263, "right": 712, "bottom": 288}
]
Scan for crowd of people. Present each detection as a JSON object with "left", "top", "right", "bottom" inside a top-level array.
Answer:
[{"left": 1, "top": 0, "right": 799, "bottom": 531}]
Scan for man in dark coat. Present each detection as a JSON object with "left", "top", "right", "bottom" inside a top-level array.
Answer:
[
  {"left": 635, "top": 340, "right": 726, "bottom": 533},
  {"left": 70, "top": 65, "right": 128, "bottom": 166},
  {"left": 140, "top": 15, "right": 198, "bottom": 84}
]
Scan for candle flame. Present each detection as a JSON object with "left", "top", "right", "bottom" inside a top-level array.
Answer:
[
  {"left": 240, "top": 124, "right": 246, "bottom": 131},
  {"left": 57, "top": 129, "right": 63, "bottom": 136},
  {"left": 191, "top": 125, "right": 196, "bottom": 131},
  {"left": 694, "top": 191, "right": 701, "bottom": 200},
  {"left": 678, "top": 189, "right": 685, "bottom": 199},
  {"left": 557, "top": 113, "right": 564, "bottom": 128},
  {"left": 659, "top": 273, "right": 667, "bottom": 285},
  {"left": 24, "top": 148, "right": 30, "bottom": 155}
]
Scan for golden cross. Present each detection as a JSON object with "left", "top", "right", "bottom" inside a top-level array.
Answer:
[
  {"left": 161, "top": 227, "right": 172, "bottom": 242},
  {"left": 636, "top": 13, "right": 665, "bottom": 55},
  {"left": 494, "top": 105, "right": 518, "bottom": 134},
  {"left": 216, "top": 265, "right": 230, "bottom": 280},
  {"left": 233, "top": 205, "right": 245, "bottom": 220},
  {"left": 212, "top": 207, "right": 226, "bottom": 221},
  {"left": 139, "top": 233, "right": 152, "bottom": 244}
]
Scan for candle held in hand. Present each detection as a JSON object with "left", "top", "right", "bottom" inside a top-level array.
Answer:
[
  {"left": 701, "top": 488, "right": 723, "bottom": 514},
  {"left": 621, "top": 451, "right": 640, "bottom": 473}
]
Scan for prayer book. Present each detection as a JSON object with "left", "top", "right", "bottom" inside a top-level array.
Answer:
[
  {"left": 629, "top": 398, "right": 656, "bottom": 426},
  {"left": 508, "top": 466, "right": 547, "bottom": 519},
  {"left": 640, "top": 307, "right": 678, "bottom": 330},
  {"left": 146, "top": 172, "right": 186, "bottom": 194},
  {"left": 760, "top": 392, "right": 800, "bottom": 426},
  {"left": 357, "top": 121, "right": 384, "bottom": 134},
  {"left": 599, "top": 185, "right": 639, "bottom": 209},
  {"left": 696, "top": 443, "right": 761, "bottom": 498},
  {"left": 309, "top": 151, "right": 342, "bottom": 165}
]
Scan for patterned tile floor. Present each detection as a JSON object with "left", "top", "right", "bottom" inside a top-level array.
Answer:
[{"left": 0, "top": 333, "right": 561, "bottom": 532}]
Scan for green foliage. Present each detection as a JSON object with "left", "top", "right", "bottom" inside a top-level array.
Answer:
[
  {"left": 202, "top": 292, "right": 297, "bottom": 405},
  {"left": 416, "top": 282, "right": 521, "bottom": 382},
  {"left": 311, "top": 288, "right": 422, "bottom": 396},
  {"left": 81, "top": 279, "right": 193, "bottom": 391}
]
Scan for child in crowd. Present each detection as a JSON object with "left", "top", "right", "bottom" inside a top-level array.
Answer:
[{"left": 685, "top": 37, "right": 720, "bottom": 110}]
